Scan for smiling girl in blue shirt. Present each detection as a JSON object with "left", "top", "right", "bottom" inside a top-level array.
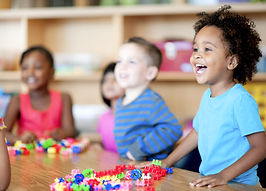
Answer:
[{"left": 160, "top": 5, "right": 266, "bottom": 188}]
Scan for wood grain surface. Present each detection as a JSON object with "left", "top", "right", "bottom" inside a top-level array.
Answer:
[{"left": 7, "top": 148, "right": 264, "bottom": 191}]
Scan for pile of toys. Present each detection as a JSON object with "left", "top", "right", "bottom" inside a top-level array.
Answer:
[
  {"left": 50, "top": 159, "right": 173, "bottom": 191},
  {"left": 7, "top": 138, "right": 90, "bottom": 156}
]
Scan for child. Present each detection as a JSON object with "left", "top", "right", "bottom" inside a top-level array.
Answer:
[
  {"left": 97, "top": 62, "right": 124, "bottom": 152},
  {"left": 159, "top": 5, "right": 266, "bottom": 187},
  {"left": 0, "top": 119, "right": 10, "bottom": 190},
  {"left": 114, "top": 37, "right": 182, "bottom": 161},
  {"left": 4, "top": 46, "right": 76, "bottom": 144}
]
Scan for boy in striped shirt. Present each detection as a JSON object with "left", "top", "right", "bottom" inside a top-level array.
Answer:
[{"left": 114, "top": 37, "right": 182, "bottom": 161}]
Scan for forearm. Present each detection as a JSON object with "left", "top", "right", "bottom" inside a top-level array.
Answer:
[
  {"left": 0, "top": 132, "right": 10, "bottom": 190},
  {"left": 62, "top": 127, "right": 76, "bottom": 138},
  {"left": 129, "top": 125, "right": 182, "bottom": 161},
  {"left": 164, "top": 129, "right": 198, "bottom": 167},
  {"left": 219, "top": 133, "right": 266, "bottom": 182}
]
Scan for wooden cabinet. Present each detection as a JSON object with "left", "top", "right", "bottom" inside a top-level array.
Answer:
[{"left": 0, "top": 3, "right": 266, "bottom": 122}]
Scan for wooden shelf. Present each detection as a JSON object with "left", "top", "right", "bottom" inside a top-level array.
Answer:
[
  {"left": 157, "top": 72, "right": 195, "bottom": 81},
  {"left": 0, "top": 3, "right": 265, "bottom": 19},
  {"left": 0, "top": 70, "right": 265, "bottom": 82},
  {"left": 0, "top": 3, "right": 265, "bottom": 121}
]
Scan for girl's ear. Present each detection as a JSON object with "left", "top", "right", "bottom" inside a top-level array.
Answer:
[
  {"left": 146, "top": 66, "right": 159, "bottom": 81},
  {"left": 227, "top": 55, "right": 239, "bottom": 70}
]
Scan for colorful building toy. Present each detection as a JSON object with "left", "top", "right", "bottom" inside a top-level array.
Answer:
[
  {"left": 50, "top": 161, "right": 173, "bottom": 191},
  {"left": 7, "top": 138, "right": 90, "bottom": 156}
]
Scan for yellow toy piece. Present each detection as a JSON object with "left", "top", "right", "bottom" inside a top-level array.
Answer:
[{"left": 0, "top": 118, "right": 7, "bottom": 130}]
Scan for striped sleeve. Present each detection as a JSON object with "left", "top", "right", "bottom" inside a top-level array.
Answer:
[{"left": 128, "top": 97, "right": 182, "bottom": 160}]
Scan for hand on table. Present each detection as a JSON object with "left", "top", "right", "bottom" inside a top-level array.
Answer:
[
  {"left": 21, "top": 132, "right": 37, "bottom": 144},
  {"left": 135, "top": 161, "right": 152, "bottom": 169},
  {"left": 135, "top": 159, "right": 168, "bottom": 169},
  {"left": 49, "top": 129, "right": 65, "bottom": 141},
  {"left": 189, "top": 173, "right": 228, "bottom": 188},
  {"left": 126, "top": 151, "right": 136, "bottom": 161}
]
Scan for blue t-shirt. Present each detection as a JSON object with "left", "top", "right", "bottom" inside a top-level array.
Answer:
[{"left": 193, "top": 84, "right": 264, "bottom": 185}]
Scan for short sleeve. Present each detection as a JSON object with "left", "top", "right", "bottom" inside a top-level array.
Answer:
[
  {"left": 234, "top": 94, "right": 264, "bottom": 136},
  {"left": 193, "top": 110, "right": 199, "bottom": 132}
]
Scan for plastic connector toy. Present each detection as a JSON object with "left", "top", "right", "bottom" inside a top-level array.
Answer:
[
  {"left": 0, "top": 118, "right": 7, "bottom": 130},
  {"left": 50, "top": 158, "right": 171, "bottom": 191},
  {"left": 41, "top": 138, "right": 55, "bottom": 149},
  {"left": 151, "top": 159, "right": 161, "bottom": 166},
  {"left": 165, "top": 167, "right": 173, "bottom": 174},
  {"left": 130, "top": 169, "right": 142, "bottom": 180},
  {"left": 71, "top": 139, "right": 89, "bottom": 154}
]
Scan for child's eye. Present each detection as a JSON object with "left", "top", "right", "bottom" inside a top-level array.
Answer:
[
  {"left": 205, "top": 47, "right": 212, "bottom": 52},
  {"left": 116, "top": 60, "right": 121, "bottom": 64},
  {"left": 34, "top": 65, "right": 42, "bottom": 70},
  {"left": 21, "top": 65, "right": 28, "bottom": 70},
  {"left": 129, "top": 60, "right": 135, "bottom": 64},
  {"left": 193, "top": 48, "right": 198, "bottom": 52}
]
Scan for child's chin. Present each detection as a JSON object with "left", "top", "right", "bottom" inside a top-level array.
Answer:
[{"left": 195, "top": 78, "right": 206, "bottom": 85}]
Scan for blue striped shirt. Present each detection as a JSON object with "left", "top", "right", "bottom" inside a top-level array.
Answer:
[{"left": 114, "top": 88, "right": 182, "bottom": 161}]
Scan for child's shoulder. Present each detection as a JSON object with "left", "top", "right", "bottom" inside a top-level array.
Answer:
[
  {"left": 142, "top": 88, "right": 165, "bottom": 102},
  {"left": 230, "top": 84, "right": 253, "bottom": 100},
  {"left": 55, "top": 91, "right": 72, "bottom": 103},
  {"left": 225, "top": 84, "right": 256, "bottom": 106}
]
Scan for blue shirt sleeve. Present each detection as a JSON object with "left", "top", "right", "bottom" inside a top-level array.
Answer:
[
  {"left": 128, "top": 99, "right": 182, "bottom": 160},
  {"left": 234, "top": 94, "right": 264, "bottom": 136}
]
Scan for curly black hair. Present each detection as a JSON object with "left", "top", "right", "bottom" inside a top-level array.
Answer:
[
  {"left": 20, "top": 45, "right": 54, "bottom": 69},
  {"left": 193, "top": 5, "right": 262, "bottom": 84}
]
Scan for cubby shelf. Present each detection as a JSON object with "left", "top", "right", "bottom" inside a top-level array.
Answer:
[
  {"left": 0, "top": 71, "right": 265, "bottom": 82},
  {"left": 0, "top": 3, "right": 265, "bottom": 18},
  {"left": 0, "top": 3, "right": 265, "bottom": 122}
]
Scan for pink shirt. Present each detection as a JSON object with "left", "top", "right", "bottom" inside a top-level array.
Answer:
[
  {"left": 97, "top": 110, "right": 117, "bottom": 152},
  {"left": 18, "top": 90, "right": 62, "bottom": 138}
]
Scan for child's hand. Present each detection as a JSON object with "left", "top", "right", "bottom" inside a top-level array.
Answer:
[
  {"left": 50, "top": 129, "right": 65, "bottom": 141},
  {"left": 126, "top": 151, "right": 136, "bottom": 161},
  {"left": 21, "top": 132, "right": 37, "bottom": 144},
  {"left": 189, "top": 173, "right": 228, "bottom": 188},
  {"left": 135, "top": 159, "right": 169, "bottom": 169},
  {"left": 160, "top": 159, "right": 170, "bottom": 168},
  {"left": 135, "top": 161, "right": 152, "bottom": 169}
]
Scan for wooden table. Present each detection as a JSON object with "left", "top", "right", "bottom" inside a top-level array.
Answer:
[{"left": 8, "top": 148, "right": 264, "bottom": 191}]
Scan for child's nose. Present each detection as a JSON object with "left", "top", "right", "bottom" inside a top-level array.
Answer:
[
  {"left": 194, "top": 52, "right": 202, "bottom": 59},
  {"left": 27, "top": 67, "right": 35, "bottom": 75},
  {"left": 119, "top": 62, "right": 128, "bottom": 70}
]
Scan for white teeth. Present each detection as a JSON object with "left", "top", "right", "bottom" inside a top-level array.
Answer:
[
  {"left": 27, "top": 77, "right": 36, "bottom": 83},
  {"left": 195, "top": 63, "right": 207, "bottom": 74},
  {"left": 196, "top": 64, "right": 206, "bottom": 67}
]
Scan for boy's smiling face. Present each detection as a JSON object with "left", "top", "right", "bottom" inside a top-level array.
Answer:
[
  {"left": 115, "top": 43, "right": 154, "bottom": 90},
  {"left": 190, "top": 26, "right": 234, "bottom": 87}
]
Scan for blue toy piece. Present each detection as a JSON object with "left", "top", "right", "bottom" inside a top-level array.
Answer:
[
  {"left": 130, "top": 169, "right": 142, "bottom": 180},
  {"left": 58, "top": 177, "right": 65, "bottom": 182},
  {"left": 74, "top": 174, "right": 84, "bottom": 184},
  {"left": 72, "top": 145, "right": 81, "bottom": 154},
  {"left": 165, "top": 167, "right": 173, "bottom": 174}
]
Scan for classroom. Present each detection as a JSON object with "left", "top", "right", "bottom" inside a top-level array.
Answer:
[{"left": 0, "top": 0, "right": 265, "bottom": 190}]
